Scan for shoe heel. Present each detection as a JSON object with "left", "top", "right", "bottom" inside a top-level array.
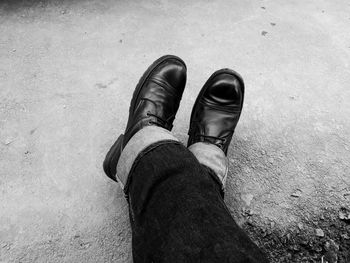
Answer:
[{"left": 103, "top": 134, "right": 124, "bottom": 182}]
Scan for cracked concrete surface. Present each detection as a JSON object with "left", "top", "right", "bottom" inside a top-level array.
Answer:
[{"left": 1, "top": 0, "right": 350, "bottom": 262}]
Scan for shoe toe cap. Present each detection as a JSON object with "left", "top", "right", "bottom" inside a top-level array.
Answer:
[
  {"left": 155, "top": 58, "right": 187, "bottom": 93},
  {"left": 204, "top": 72, "right": 244, "bottom": 106}
]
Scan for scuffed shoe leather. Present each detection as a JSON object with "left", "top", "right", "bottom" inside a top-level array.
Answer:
[
  {"left": 187, "top": 69, "right": 244, "bottom": 155},
  {"left": 104, "top": 55, "right": 187, "bottom": 182}
]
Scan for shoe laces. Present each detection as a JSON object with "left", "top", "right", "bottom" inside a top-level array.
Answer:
[
  {"left": 146, "top": 112, "right": 174, "bottom": 130},
  {"left": 193, "top": 134, "right": 226, "bottom": 148}
]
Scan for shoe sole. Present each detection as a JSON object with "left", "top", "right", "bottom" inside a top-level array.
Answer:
[
  {"left": 103, "top": 55, "right": 186, "bottom": 182},
  {"left": 187, "top": 68, "right": 245, "bottom": 147}
]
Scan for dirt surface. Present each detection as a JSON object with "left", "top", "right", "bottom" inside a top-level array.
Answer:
[{"left": 1, "top": 0, "right": 350, "bottom": 262}]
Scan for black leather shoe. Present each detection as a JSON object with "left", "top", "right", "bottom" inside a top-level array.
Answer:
[
  {"left": 187, "top": 69, "right": 244, "bottom": 155},
  {"left": 104, "top": 55, "right": 187, "bottom": 182}
]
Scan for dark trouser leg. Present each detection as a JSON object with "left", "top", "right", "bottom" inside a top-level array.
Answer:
[{"left": 127, "top": 143, "right": 269, "bottom": 263}]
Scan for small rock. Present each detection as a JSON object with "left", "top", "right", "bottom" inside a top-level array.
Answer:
[
  {"left": 298, "top": 223, "right": 304, "bottom": 230},
  {"left": 270, "top": 23, "right": 276, "bottom": 26},
  {"left": 246, "top": 217, "right": 254, "bottom": 226},
  {"left": 3, "top": 137, "right": 15, "bottom": 145},
  {"left": 338, "top": 207, "right": 350, "bottom": 221},
  {"left": 79, "top": 242, "right": 91, "bottom": 250},
  {"left": 315, "top": 228, "right": 324, "bottom": 237},
  {"left": 241, "top": 193, "right": 254, "bottom": 206},
  {"left": 61, "top": 10, "right": 66, "bottom": 14},
  {"left": 119, "top": 39, "right": 123, "bottom": 43},
  {"left": 261, "top": 6, "right": 266, "bottom": 9},
  {"left": 286, "top": 233, "right": 291, "bottom": 241},
  {"left": 341, "top": 233, "right": 349, "bottom": 239},
  {"left": 326, "top": 239, "right": 339, "bottom": 250},
  {"left": 12, "top": 49, "right": 16, "bottom": 52},
  {"left": 268, "top": 157, "right": 274, "bottom": 164},
  {"left": 242, "top": 207, "right": 254, "bottom": 216},
  {"left": 261, "top": 31, "right": 268, "bottom": 36},
  {"left": 5, "top": 243, "right": 11, "bottom": 250},
  {"left": 290, "top": 244, "right": 299, "bottom": 251},
  {"left": 291, "top": 189, "right": 302, "bottom": 198},
  {"left": 247, "top": 209, "right": 254, "bottom": 216}
]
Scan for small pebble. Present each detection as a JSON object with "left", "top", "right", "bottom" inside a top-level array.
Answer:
[
  {"left": 4, "top": 137, "right": 15, "bottom": 145},
  {"left": 315, "top": 228, "right": 324, "bottom": 237},
  {"left": 339, "top": 207, "right": 350, "bottom": 221},
  {"left": 341, "top": 233, "right": 349, "bottom": 239},
  {"left": 242, "top": 207, "right": 254, "bottom": 216},
  {"left": 241, "top": 193, "right": 254, "bottom": 206},
  {"left": 291, "top": 189, "right": 302, "bottom": 198}
]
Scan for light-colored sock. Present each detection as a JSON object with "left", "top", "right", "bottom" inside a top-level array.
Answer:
[
  {"left": 116, "top": 126, "right": 179, "bottom": 189},
  {"left": 188, "top": 142, "right": 229, "bottom": 189}
]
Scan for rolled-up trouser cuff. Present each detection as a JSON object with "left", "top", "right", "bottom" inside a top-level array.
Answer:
[
  {"left": 188, "top": 142, "right": 229, "bottom": 189},
  {"left": 116, "top": 126, "right": 179, "bottom": 190}
]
